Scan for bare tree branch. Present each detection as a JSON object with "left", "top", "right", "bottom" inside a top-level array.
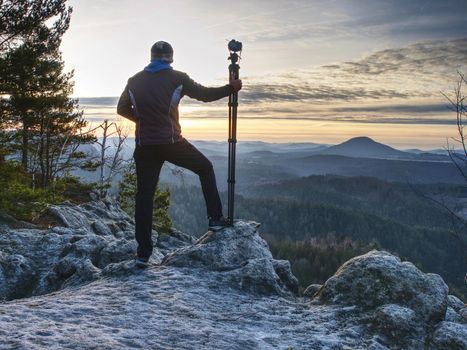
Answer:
[{"left": 94, "top": 119, "right": 130, "bottom": 198}]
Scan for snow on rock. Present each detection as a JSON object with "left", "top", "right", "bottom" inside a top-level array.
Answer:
[{"left": 0, "top": 199, "right": 466, "bottom": 349}]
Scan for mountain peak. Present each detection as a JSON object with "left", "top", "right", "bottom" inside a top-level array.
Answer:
[
  {"left": 345, "top": 136, "right": 377, "bottom": 143},
  {"left": 320, "top": 136, "right": 406, "bottom": 159}
]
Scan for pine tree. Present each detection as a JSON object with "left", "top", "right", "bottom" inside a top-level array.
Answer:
[
  {"left": 0, "top": 0, "right": 69, "bottom": 51},
  {"left": 118, "top": 160, "right": 172, "bottom": 234},
  {"left": 0, "top": 1, "right": 71, "bottom": 161},
  {"left": 0, "top": 1, "right": 96, "bottom": 188}
]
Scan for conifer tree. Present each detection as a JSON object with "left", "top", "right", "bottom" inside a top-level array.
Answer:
[
  {"left": 0, "top": 1, "right": 96, "bottom": 187},
  {"left": 0, "top": 0, "right": 69, "bottom": 51},
  {"left": 1, "top": 0, "right": 72, "bottom": 161}
]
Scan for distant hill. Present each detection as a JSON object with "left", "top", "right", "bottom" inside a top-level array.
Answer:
[
  {"left": 74, "top": 137, "right": 458, "bottom": 188},
  {"left": 286, "top": 154, "right": 464, "bottom": 184},
  {"left": 318, "top": 136, "right": 408, "bottom": 159},
  {"left": 190, "top": 140, "right": 327, "bottom": 156}
]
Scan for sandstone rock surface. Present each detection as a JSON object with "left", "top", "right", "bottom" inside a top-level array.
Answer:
[{"left": 0, "top": 199, "right": 465, "bottom": 349}]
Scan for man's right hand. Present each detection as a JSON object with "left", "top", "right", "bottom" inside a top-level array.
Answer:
[{"left": 229, "top": 75, "right": 242, "bottom": 93}]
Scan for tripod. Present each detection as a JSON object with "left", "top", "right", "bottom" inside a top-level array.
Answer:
[{"left": 227, "top": 47, "right": 241, "bottom": 225}]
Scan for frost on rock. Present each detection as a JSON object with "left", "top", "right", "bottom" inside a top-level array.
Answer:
[
  {"left": 313, "top": 249, "right": 467, "bottom": 349},
  {"left": 448, "top": 294, "right": 466, "bottom": 312},
  {"left": 430, "top": 321, "right": 467, "bottom": 350},
  {"left": 371, "top": 304, "right": 420, "bottom": 343},
  {"left": 0, "top": 200, "right": 466, "bottom": 350},
  {"left": 162, "top": 220, "right": 299, "bottom": 296},
  {"left": 314, "top": 250, "right": 448, "bottom": 324},
  {"left": 0, "top": 198, "right": 152, "bottom": 300}
]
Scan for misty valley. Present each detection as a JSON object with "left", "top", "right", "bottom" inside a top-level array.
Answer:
[{"left": 77, "top": 136, "right": 467, "bottom": 301}]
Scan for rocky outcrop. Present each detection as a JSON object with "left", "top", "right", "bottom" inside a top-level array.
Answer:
[
  {"left": 0, "top": 199, "right": 465, "bottom": 349},
  {"left": 312, "top": 250, "right": 465, "bottom": 349},
  {"left": 0, "top": 199, "right": 298, "bottom": 302},
  {"left": 162, "top": 221, "right": 299, "bottom": 296},
  {"left": 314, "top": 250, "right": 449, "bottom": 324},
  {"left": 0, "top": 198, "right": 147, "bottom": 300},
  {"left": 430, "top": 321, "right": 467, "bottom": 349}
]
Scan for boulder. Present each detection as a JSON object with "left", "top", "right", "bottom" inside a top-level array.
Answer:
[
  {"left": 370, "top": 304, "right": 424, "bottom": 348},
  {"left": 445, "top": 307, "right": 464, "bottom": 324},
  {"left": 0, "top": 253, "right": 36, "bottom": 300},
  {"left": 162, "top": 221, "right": 297, "bottom": 296},
  {"left": 429, "top": 321, "right": 467, "bottom": 349},
  {"left": 48, "top": 202, "right": 92, "bottom": 230},
  {"left": 448, "top": 295, "right": 465, "bottom": 312},
  {"left": 219, "top": 257, "right": 289, "bottom": 295},
  {"left": 98, "top": 238, "right": 137, "bottom": 267},
  {"left": 272, "top": 259, "right": 299, "bottom": 294},
  {"left": 314, "top": 250, "right": 449, "bottom": 326},
  {"left": 460, "top": 308, "right": 467, "bottom": 323}
]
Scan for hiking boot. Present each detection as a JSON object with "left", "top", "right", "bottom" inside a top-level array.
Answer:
[
  {"left": 208, "top": 216, "right": 231, "bottom": 231},
  {"left": 135, "top": 256, "right": 149, "bottom": 268}
]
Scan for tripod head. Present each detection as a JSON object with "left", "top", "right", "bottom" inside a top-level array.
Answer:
[{"left": 228, "top": 39, "right": 242, "bottom": 65}]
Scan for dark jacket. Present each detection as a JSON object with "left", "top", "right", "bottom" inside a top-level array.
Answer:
[{"left": 117, "top": 69, "right": 233, "bottom": 145}]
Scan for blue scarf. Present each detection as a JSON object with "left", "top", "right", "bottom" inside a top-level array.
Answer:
[{"left": 144, "top": 59, "right": 173, "bottom": 73}]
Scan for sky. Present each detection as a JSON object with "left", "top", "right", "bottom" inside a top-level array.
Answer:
[{"left": 60, "top": 0, "right": 467, "bottom": 148}]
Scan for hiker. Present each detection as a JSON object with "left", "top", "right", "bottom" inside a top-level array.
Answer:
[{"left": 117, "top": 41, "right": 242, "bottom": 267}]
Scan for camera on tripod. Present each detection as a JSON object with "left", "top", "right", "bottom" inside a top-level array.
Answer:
[
  {"left": 228, "top": 39, "right": 242, "bottom": 53},
  {"left": 226, "top": 39, "right": 242, "bottom": 225}
]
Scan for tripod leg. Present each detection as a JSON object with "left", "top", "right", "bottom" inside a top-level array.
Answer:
[
  {"left": 227, "top": 63, "right": 240, "bottom": 225},
  {"left": 227, "top": 71, "right": 233, "bottom": 224}
]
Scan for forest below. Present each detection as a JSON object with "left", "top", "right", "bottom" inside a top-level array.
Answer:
[{"left": 166, "top": 175, "right": 467, "bottom": 300}]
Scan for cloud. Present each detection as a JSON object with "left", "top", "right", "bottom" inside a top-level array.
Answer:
[
  {"left": 330, "top": 103, "right": 451, "bottom": 114},
  {"left": 336, "top": 38, "right": 467, "bottom": 76},
  {"left": 225, "top": 0, "right": 467, "bottom": 45},
  {"left": 79, "top": 37, "right": 466, "bottom": 129},
  {"left": 80, "top": 96, "right": 456, "bottom": 126},
  {"left": 339, "top": 0, "right": 467, "bottom": 39},
  {"left": 78, "top": 97, "right": 119, "bottom": 106},
  {"left": 82, "top": 37, "right": 467, "bottom": 108},
  {"left": 240, "top": 37, "right": 467, "bottom": 105},
  {"left": 240, "top": 85, "right": 412, "bottom": 103}
]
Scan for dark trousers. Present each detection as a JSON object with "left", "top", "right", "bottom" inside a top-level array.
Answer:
[{"left": 133, "top": 138, "right": 223, "bottom": 258}]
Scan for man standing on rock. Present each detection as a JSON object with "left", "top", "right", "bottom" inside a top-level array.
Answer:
[{"left": 117, "top": 41, "right": 242, "bottom": 267}]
